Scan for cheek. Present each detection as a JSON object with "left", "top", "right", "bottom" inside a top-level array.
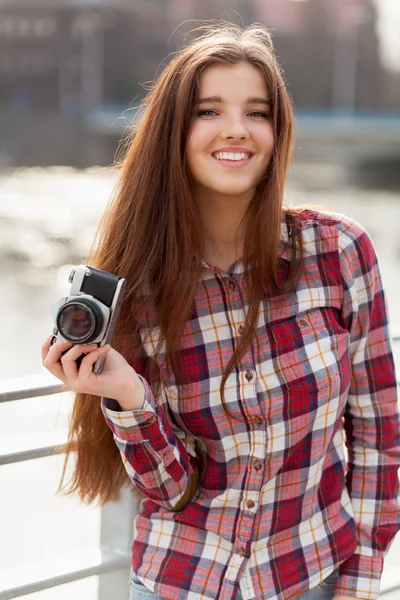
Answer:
[
  {"left": 186, "top": 128, "right": 213, "bottom": 180},
  {"left": 186, "top": 131, "right": 199, "bottom": 169},
  {"left": 257, "top": 125, "right": 274, "bottom": 156},
  {"left": 187, "top": 125, "right": 201, "bottom": 154},
  {"left": 187, "top": 122, "right": 215, "bottom": 156}
]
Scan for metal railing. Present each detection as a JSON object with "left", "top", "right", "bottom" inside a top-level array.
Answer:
[
  {"left": 0, "top": 374, "right": 140, "bottom": 600},
  {"left": 1, "top": 327, "right": 400, "bottom": 600}
]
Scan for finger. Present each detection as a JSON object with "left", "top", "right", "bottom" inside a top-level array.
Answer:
[
  {"left": 61, "top": 343, "right": 99, "bottom": 382},
  {"left": 77, "top": 345, "right": 111, "bottom": 380},
  {"left": 49, "top": 340, "right": 74, "bottom": 369},
  {"left": 41, "top": 334, "right": 54, "bottom": 363},
  {"left": 42, "top": 338, "right": 73, "bottom": 383},
  {"left": 46, "top": 339, "right": 74, "bottom": 363}
]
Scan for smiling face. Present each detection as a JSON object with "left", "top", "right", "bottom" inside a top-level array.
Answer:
[{"left": 186, "top": 62, "right": 275, "bottom": 202}]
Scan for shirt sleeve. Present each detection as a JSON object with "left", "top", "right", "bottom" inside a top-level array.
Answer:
[
  {"left": 335, "top": 215, "right": 400, "bottom": 599},
  {"left": 100, "top": 335, "right": 201, "bottom": 512}
]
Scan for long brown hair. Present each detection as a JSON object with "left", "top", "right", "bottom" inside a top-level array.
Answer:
[{"left": 57, "top": 21, "right": 305, "bottom": 506}]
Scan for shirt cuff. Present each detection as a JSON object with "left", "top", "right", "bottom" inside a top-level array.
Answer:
[
  {"left": 100, "top": 375, "right": 158, "bottom": 435},
  {"left": 336, "top": 552, "right": 384, "bottom": 599}
]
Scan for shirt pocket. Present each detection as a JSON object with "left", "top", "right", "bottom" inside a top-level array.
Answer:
[{"left": 270, "top": 307, "right": 346, "bottom": 400}]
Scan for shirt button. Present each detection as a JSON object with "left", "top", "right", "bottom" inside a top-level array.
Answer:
[
  {"left": 253, "top": 460, "right": 262, "bottom": 471},
  {"left": 253, "top": 416, "right": 263, "bottom": 426},
  {"left": 236, "top": 547, "right": 246, "bottom": 557},
  {"left": 147, "top": 415, "right": 157, "bottom": 425},
  {"left": 245, "top": 371, "right": 254, "bottom": 381},
  {"left": 298, "top": 319, "right": 308, "bottom": 327},
  {"left": 238, "top": 325, "right": 244, "bottom": 335},
  {"left": 228, "top": 280, "right": 236, "bottom": 291},
  {"left": 246, "top": 499, "right": 255, "bottom": 508},
  {"left": 197, "top": 490, "right": 204, "bottom": 499}
]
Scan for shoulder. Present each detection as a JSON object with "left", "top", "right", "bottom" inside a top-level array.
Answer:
[
  {"left": 288, "top": 207, "right": 377, "bottom": 272},
  {"left": 288, "top": 207, "right": 371, "bottom": 249}
]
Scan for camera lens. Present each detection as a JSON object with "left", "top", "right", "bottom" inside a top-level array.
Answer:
[{"left": 56, "top": 299, "right": 103, "bottom": 343}]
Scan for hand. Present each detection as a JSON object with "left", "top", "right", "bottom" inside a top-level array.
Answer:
[{"left": 41, "top": 335, "right": 141, "bottom": 401}]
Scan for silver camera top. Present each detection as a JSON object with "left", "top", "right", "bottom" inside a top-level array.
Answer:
[{"left": 68, "top": 264, "right": 92, "bottom": 292}]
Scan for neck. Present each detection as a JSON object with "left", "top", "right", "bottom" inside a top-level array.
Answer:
[{"left": 194, "top": 186, "right": 252, "bottom": 253}]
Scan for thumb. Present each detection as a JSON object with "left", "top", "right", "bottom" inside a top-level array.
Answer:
[{"left": 78, "top": 345, "right": 111, "bottom": 379}]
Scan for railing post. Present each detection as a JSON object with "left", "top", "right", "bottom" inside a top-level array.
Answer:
[{"left": 98, "top": 485, "right": 141, "bottom": 600}]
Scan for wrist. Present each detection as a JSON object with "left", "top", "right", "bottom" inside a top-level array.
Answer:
[{"left": 116, "top": 376, "right": 145, "bottom": 411}]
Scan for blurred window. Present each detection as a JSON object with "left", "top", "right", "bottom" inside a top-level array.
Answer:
[
  {"left": 0, "top": 55, "right": 54, "bottom": 74},
  {"left": 71, "top": 14, "right": 102, "bottom": 38},
  {"left": 0, "top": 16, "right": 57, "bottom": 38}
]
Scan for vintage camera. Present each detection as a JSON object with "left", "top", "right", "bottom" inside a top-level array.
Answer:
[{"left": 50, "top": 265, "right": 126, "bottom": 375}]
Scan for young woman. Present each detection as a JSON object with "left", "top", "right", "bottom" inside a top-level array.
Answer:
[{"left": 42, "top": 22, "right": 400, "bottom": 600}]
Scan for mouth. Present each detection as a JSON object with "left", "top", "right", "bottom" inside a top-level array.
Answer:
[{"left": 211, "top": 151, "right": 254, "bottom": 168}]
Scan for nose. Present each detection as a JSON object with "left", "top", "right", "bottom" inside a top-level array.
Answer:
[{"left": 221, "top": 115, "right": 250, "bottom": 140}]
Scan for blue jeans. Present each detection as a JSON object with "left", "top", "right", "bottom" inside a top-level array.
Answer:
[{"left": 129, "top": 566, "right": 339, "bottom": 599}]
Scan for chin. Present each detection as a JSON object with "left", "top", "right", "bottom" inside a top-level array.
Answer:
[
  {"left": 212, "top": 186, "right": 254, "bottom": 196},
  {"left": 204, "top": 179, "right": 255, "bottom": 195}
]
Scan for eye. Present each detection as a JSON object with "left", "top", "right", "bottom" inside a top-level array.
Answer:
[
  {"left": 249, "top": 111, "right": 270, "bottom": 118},
  {"left": 197, "top": 109, "right": 217, "bottom": 117},
  {"left": 197, "top": 109, "right": 270, "bottom": 119}
]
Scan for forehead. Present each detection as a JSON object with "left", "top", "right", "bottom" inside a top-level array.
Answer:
[{"left": 197, "top": 62, "right": 268, "bottom": 98}]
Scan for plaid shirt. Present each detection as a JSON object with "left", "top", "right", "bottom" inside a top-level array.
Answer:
[{"left": 101, "top": 209, "right": 400, "bottom": 600}]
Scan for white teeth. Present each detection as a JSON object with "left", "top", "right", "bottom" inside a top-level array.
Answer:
[{"left": 213, "top": 152, "right": 251, "bottom": 161}]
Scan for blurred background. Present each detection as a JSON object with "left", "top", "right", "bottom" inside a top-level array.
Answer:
[{"left": 0, "top": 0, "right": 399, "bottom": 599}]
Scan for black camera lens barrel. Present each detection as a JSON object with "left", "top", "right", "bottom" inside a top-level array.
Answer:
[{"left": 56, "top": 298, "right": 104, "bottom": 343}]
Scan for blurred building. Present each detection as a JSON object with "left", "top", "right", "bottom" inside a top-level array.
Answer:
[
  {"left": 247, "top": 0, "right": 386, "bottom": 111},
  {"left": 0, "top": 0, "right": 399, "bottom": 166},
  {"left": 0, "top": 0, "right": 396, "bottom": 111}
]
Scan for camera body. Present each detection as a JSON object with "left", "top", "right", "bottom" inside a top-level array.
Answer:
[{"left": 50, "top": 265, "right": 126, "bottom": 375}]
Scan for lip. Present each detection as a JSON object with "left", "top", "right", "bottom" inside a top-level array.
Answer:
[
  {"left": 212, "top": 146, "right": 255, "bottom": 156},
  {"left": 212, "top": 155, "right": 252, "bottom": 168}
]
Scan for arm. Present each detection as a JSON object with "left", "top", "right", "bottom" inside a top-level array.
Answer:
[
  {"left": 334, "top": 216, "right": 400, "bottom": 599},
  {"left": 101, "top": 334, "right": 201, "bottom": 512}
]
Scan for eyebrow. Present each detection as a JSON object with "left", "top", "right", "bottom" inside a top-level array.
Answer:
[{"left": 195, "top": 95, "right": 272, "bottom": 106}]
